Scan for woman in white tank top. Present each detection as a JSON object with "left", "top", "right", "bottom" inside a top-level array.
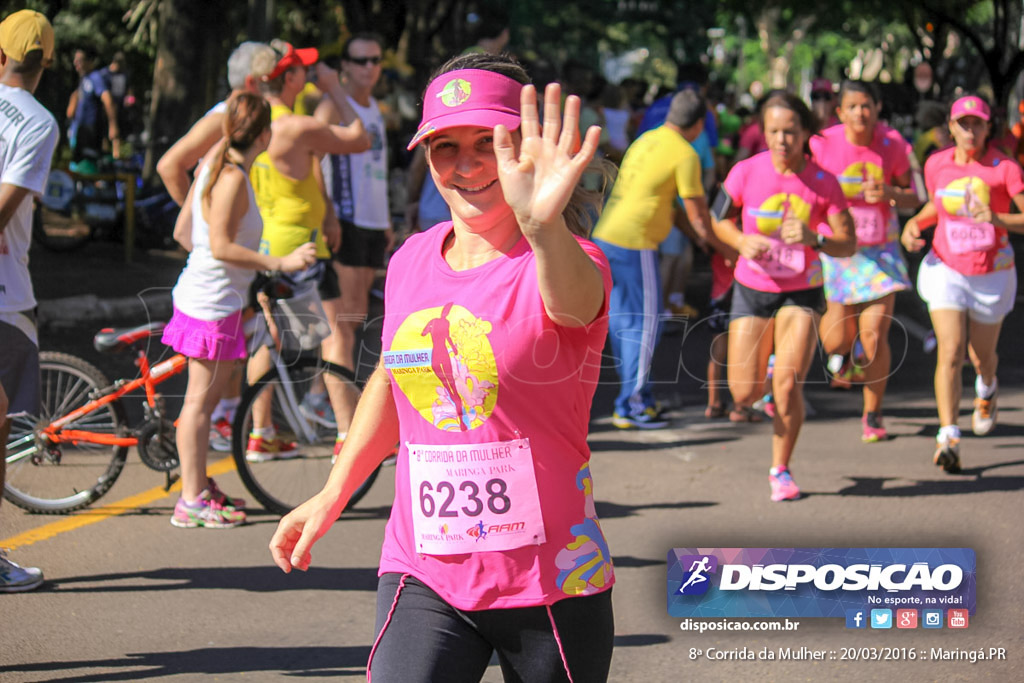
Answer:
[{"left": 161, "top": 92, "right": 317, "bottom": 529}]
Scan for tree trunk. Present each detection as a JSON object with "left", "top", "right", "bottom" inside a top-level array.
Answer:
[{"left": 144, "top": 0, "right": 229, "bottom": 182}]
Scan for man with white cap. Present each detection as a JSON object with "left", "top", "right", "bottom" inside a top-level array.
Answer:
[{"left": 0, "top": 8, "right": 58, "bottom": 592}]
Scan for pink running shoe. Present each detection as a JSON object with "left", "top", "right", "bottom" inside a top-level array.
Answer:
[
  {"left": 171, "top": 489, "right": 246, "bottom": 528},
  {"left": 861, "top": 413, "right": 888, "bottom": 443},
  {"left": 207, "top": 477, "right": 245, "bottom": 509},
  {"left": 769, "top": 468, "right": 801, "bottom": 502}
]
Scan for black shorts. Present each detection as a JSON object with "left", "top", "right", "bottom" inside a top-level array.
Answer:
[
  {"left": 369, "top": 573, "right": 614, "bottom": 683},
  {"left": 0, "top": 312, "right": 40, "bottom": 416},
  {"left": 707, "top": 285, "right": 734, "bottom": 334},
  {"left": 730, "top": 282, "right": 826, "bottom": 321},
  {"left": 335, "top": 220, "right": 388, "bottom": 269},
  {"left": 316, "top": 258, "right": 341, "bottom": 301}
]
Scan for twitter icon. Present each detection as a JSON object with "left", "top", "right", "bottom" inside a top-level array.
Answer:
[{"left": 871, "top": 609, "right": 893, "bottom": 629}]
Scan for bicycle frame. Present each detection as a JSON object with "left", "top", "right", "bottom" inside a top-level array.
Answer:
[{"left": 40, "top": 350, "right": 187, "bottom": 448}]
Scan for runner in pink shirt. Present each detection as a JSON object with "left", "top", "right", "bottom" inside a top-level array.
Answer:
[
  {"left": 901, "top": 95, "right": 1024, "bottom": 473},
  {"left": 810, "top": 80, "right": 923, "bottom": 443},
  {"left": 270, "top": 53, "right": 616, "bottom": 682},
  {"left": 712, "top": 90, "right": 855, "bottom": 502}
]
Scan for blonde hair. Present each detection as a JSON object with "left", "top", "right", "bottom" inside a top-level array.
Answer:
[
  {"left": 202, "top": 92, "right": 272, "bottom": 201},
  {"left": 250, "top": 44, "right": 282, "bottom": 94}
]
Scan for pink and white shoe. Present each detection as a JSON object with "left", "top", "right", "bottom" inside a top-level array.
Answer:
[
  {"left": 769, "top": 467, "right": 801, "bottom": 502},
  {"left": 861, "top": 413, "right": 888, "bottom": 443}
]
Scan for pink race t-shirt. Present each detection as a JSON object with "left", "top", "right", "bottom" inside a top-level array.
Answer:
[
  {"left": 925, "top": 147, "right": 1024, "bottom": 275},
  {"left": 810, "top": 124, "right": 911, "bottom": 246},
  {"left": 722, "top": 151, "right": 848, "bottom": 293},
  {"left": 378, "top": 222, "right": 615, "bottom": 610}
]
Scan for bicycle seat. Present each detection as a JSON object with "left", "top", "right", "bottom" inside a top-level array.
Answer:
[{"left": 93, "top": 322, "right": 167, "bottom": 353}]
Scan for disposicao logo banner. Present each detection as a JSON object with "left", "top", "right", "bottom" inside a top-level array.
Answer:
[{"left": 667, "top": 548, "right": 975, "bottom": 618}]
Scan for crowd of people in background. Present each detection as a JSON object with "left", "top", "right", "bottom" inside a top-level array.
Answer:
[{"left": 3, "top": 13, "right": 1024, "bottom": 683}]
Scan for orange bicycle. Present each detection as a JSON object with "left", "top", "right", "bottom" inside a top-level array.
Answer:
[{"left": 3, "top": 323, "right": 185, "bottom": 513}]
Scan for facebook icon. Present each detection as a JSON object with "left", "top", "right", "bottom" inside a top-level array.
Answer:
[{"left": 845, "top": 609, "right": 867, "bottom": 629}]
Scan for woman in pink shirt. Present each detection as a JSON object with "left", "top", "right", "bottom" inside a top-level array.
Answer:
[
  {"left": 270, "top": 53, "right": 616, "bottom": 682},
  {"left": 810, "top": 80, "right": 922, "bottom": 443},
  {"left": 712, "top": 90, "right": 855, "bottom": 502},
  {"left": 901, "top": 95, "right": 1024, "bottom": 473}
]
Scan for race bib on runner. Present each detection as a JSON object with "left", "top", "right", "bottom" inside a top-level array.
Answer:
[
  {"left": 850, "top": 205, "right": 886, "bottom": 246},
  {"left": 408, "top": 438, "right": 546, "bottom": 555},
  {"left": 945, "top": 218, "right": 996, "bottom": 254},
  {"left": 750, "top": 238, "right": 805, "bottom": 279}
]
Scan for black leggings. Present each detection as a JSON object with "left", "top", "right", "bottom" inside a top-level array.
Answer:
[{"left": 367, "top": 573, "right": 614, "bottom": 683}]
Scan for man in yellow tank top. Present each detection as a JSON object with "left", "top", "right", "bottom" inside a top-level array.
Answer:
[{"left": 246, "top": 43, "right": 370, "bottom": 460}]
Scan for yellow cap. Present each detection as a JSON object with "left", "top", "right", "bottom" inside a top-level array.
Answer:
[{"left": 0, "top": 10, "right": 54, "bottom": 65}]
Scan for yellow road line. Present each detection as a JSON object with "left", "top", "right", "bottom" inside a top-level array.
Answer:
[{"left": 1, "top": 456, "right": 237, "bottom": 551}]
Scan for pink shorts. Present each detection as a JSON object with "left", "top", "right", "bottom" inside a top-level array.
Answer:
[{"left": 161, "top": 306, "right": 247, "bottom": 361}]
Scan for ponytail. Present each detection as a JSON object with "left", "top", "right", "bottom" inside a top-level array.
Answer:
[
  {"left": 202, "top": 137, "right": 233, "bottom": 202},
  {"left": 202, "top": 91, "right": 272, "bottom": 201}
]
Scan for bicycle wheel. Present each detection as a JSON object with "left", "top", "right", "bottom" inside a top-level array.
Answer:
[
  {"left": 233, "top": 356, "right": 381, "bottom": 516},
  {"left": 4, "top": 352, "right": 129, "bottom": 513}
]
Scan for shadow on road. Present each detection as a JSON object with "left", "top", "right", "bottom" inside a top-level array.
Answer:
[
  {"left": 45, "top": 566, "right": 379, "bottom": 594},
  {"left": 611, "top": 555, "right": 665, "bottom": 568},
  {"left": 823, "top": 460, "right": 1024, "bottom": 498},
  {"left": 589, "top": 436, "right": 739, "bottom": 452},
  {"left": 596, "top": 500, "right": 716, "bottom": 519},
  {"left": 613, "top": 634, "right": 672, "bottom": 647},
  {"left": 0, "top": 645, "right": 371, "bottom": 682}
]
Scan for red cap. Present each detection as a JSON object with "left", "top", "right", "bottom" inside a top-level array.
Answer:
[
  {"left": 263, "top": 42, "right": 318, "bottom": 81},
  {"left": 811, "top": 78, "right": 834, "bottom": 94},
  {"left": 950, "top": 96, "right": 990, "bottom": 122}
]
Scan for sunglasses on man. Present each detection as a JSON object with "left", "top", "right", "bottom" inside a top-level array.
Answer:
[
  {"left": 811, "top": 91, "right": 833, "bottom": 101},
  {"left": 345, "top": 55, "right": 382, "bottom": 66}
]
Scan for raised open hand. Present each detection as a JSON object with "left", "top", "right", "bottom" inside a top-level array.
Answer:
[{"left": 493, "top": 82, "right": 601, "bottom": 239}]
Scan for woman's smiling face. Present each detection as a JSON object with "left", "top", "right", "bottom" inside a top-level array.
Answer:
[{"left": 426, "top": 126, "right": 518, "bottom": 229}]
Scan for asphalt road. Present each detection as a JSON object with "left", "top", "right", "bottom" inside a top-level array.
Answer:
[{"left": 2, "top": 240, "right": 1023, "bottom": 682}]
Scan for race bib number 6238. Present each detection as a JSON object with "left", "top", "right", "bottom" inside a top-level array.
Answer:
[{"left": 408, "top": 439, "right": 546, "bottom": 555}]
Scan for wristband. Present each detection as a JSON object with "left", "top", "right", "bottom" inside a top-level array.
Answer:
[{"left": 814, "top": 233, "right": 826, "bottom": 251}]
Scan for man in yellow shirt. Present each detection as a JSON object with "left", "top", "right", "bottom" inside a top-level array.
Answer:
[{"left": 592, "top": 90, "right": 714, "bottom": 429}]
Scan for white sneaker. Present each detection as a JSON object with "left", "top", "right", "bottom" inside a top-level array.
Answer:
[
  {"left": 0, "top": 549, "right": 44, "bottom": 592},
  {"left": 972, "top": 390, "right": 998, "bottom": 436}
]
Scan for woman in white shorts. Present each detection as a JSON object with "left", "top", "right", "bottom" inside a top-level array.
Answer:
[{"left": 901, "top": 95, "right": 1024, "bottom": 473}]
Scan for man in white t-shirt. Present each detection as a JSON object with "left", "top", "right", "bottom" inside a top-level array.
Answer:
[
  {"left": 320, "top": 33, "right": 391, "bottom": 374},
  {"left": 0, "top": 9, "right": 58, "bottom": 593}
]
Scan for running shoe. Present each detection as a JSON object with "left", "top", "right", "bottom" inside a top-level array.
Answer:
[
  {"left": 753, "top": 393, "right": 776, "bottom": 418},
  {"left": 170, "top": 490, "right": 246, "bottom": 528},
  {"left": 209, "top": 417, "right": 232, "bottom": 452},
  {"left": 0, "top": 549, "right": 43, "bottom": 592},
  {"left": 972, "top": 391, "right": 998, "bottom": 436},
  {"left": 933, "top": 435, "right": 961, "bottom": 474},
  {"left": 612, "top": 407, "right": 669, "bottom": 430},
  {"left": 246, "top": 434, "right": 300, "bottom": 462},
  {"left": 207, "top": 477, "right": 245, "bottom": 509},
  {"left": 300, "top": 392, "right": 337, "bottom": 428},
  {"left": 861, "top": 413, "right": 888, "bottom": 443},
  {"left": 769, "top": 468, "right": 801, "bottom": 502},
  {"left": 829, "top": 358, "right": 854, "bottom": 390}
]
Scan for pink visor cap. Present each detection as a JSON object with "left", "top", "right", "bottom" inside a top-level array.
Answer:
[
  {"left": 950, "top": 96, "right": 990, "bottom": 122},
  {"left": 407, "top": 69, "right": 523, "bottom": 150}
]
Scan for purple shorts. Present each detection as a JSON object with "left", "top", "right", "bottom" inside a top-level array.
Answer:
[{"left": 161, "top": 306, "right": 247, "bottom": 361}]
